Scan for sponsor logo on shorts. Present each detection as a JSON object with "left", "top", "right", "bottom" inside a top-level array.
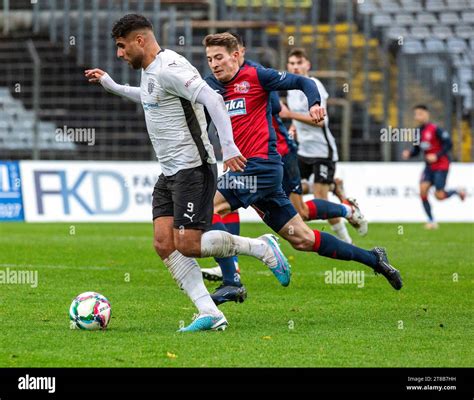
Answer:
[
  {"left": 319, "top": 164, "right": 328, "bottom": 179},
  {"left": 225, "top": 98, "right": 247, "bottom": 117},
  {"left": 183, "top": 213, "right": 195, "bottom": 222}
]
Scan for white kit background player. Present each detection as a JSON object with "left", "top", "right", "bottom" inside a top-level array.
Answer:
[
  {"left": 280, "top": 47, "right": 367, "bottom": 243},
  {"left": 85, "top": 14, "right": 289, "bottom": 332}
]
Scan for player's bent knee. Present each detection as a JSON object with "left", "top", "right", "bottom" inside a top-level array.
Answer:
[
  {"left": 153, "top": 239, "right": 175, "bottom": 259},
  {"left": 434, "top": 191, "right": 445, "bottom": 200}
]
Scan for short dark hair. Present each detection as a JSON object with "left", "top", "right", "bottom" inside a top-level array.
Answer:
[
  {"left": 414, "top": 104, "right": 429, "bottom": 112},
  {"left": 228, "top": 31, "right": 246, "bottom": 47},
  {"left": 288, "top": 48, "right": 309, "bottom": 61},
  {"left": 203, "top": 32, "right": 239, "bottom": 54},
  {"left": 111, "top": 14, "right": 153, "bottom": 39}
]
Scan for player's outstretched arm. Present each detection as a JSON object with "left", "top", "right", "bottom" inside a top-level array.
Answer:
[
  {"left": 257, "top": 68, "right": 326, "bottom": 123},
  {"left": 195, "top": 85, "right": 246, "bottom": 172},
  {"left": 84, "top": 68, "right": 141, "bottom": 104}
]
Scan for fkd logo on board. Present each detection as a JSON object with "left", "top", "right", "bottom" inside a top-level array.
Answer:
[
  {"left": 225, "top": 98, "right": 247, "bottom": 117},
  {"left": 33, "top": 170, "right": 129, "bottom": 215}
]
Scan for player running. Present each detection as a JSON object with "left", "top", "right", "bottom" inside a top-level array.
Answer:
[
  {"left": 282, "top": 47, "right": 367, "bottom": 244},
  {"left": 84, "top": 14, "right": 291, "bottom": 332},
  {"left": 202, "top": 33, "right": 402, "bottom": 303},
  {"left": 202, "top": 34, "right": 366, "bottom": 285},
  {"left": 402, "top": 104, "right": 466, "bottom": 229}
]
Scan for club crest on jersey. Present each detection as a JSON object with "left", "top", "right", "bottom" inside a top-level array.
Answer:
[
  {"left": 234, "top": 81, "right": 250, "bottom": 94},
  {"left": 225, "top": 98, "right": 247, "bottom": 116},
  {"left": 148, "top": 79, "right": 155, "bottom": 94}
]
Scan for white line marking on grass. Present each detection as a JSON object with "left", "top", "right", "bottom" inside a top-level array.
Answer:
[{"left": 0, "top": 263, "right": 111, "bottom": 271}]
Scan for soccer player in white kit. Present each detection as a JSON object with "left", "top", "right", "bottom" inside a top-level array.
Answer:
[
  {"left": 281, "top": 48, "right": 367, "bottom": 243},
  {"left": 84, "top": 14, "right": 290, "bottom": 332}
]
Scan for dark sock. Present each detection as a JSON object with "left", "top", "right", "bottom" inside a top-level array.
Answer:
[
  {"left": 305, "top": 199, "right": 347, "bottom": 220},
  {"left": 223, "top": 212, "right": 240, "bottom": 267},
  {"left": 211, "top": 214, "right": 241, "bottom": 287},
  {"left": 443, "top": 190, "right": 457, "bottom": 199},
  {"left": 312, "top": 230, "right": 377, "bottom": 269},
  {"left": 421, "top": 195, "right": 434, "bottom": 222}
]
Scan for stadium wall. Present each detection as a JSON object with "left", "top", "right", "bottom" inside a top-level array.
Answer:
[{"left": 1, "top": 161, "right": 473, "bottom": 223}]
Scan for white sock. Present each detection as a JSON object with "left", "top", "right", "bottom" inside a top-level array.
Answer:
[
  {"left": 164, "top": 250, "right": 219, "bottom": 316},
  {"left": 342, "top": 203, "right": 353, "bottom": 218},
  {"left": 331, "top": 220, "right": 352, "bottom": 243},
  {"left": 200, "top": 230, "right": 267, "bottom": 260}
]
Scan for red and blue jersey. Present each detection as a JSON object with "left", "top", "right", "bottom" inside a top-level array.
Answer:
[
  {"left": 411, "top": 123, "right": 452, "bottom": 171},
  {"left": 268, "top": 92, "right": 297, "bottom": 157},
  {"left": 205, "top": 63, "right": 320, "bottom": 161}
]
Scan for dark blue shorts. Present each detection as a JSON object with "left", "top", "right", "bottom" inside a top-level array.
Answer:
[
  {"left": 217, "top": 157, "right": 297, "bottom": 232},
  {"left": 421, "top": 166, "right": 449, "bottom": 191},
  {"left": 282, "top": 149, "right": 303, "bottom": 196}
]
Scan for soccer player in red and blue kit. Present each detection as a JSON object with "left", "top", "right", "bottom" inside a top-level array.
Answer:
[
  {"left": 201, "top": 34, "right": 366, "bottom": 287},
  {"left": 402, "top": 105, "right": 466, "bottom": 229},
  {"left": 203, "top": 32, "right": 402, "bottom": 303}
]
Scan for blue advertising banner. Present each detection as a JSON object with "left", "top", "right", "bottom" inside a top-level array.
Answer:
[{"left": 0, "top": 161, "right": 24, "bottom": 222}]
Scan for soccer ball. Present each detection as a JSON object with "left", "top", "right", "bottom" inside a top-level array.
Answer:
[{"left": 69, "top": 292, "right": 111, "bottom": 330}]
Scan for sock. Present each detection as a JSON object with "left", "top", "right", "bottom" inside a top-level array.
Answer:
[
  {"left": 305, "top": 199, "right": 349, "bottom": 220},
  {"left": 201, "top": 229, "right": 268, "bottom": 261},
  {"left": 223, "top": 211, "right": 240, "bottom": 266},
  {"left": 223, "top": 211, "right": 240, "bottom": 235},
  {"left": 421, "top": 195, "right": 434, "bottom": 222},
  {"left": 330, "top": 220, "right": 352, "bottom": 243},
  {"left": 312, "top": 230, "right": 377, "bottom": 269},
  {"left": 211, "top": 214, "right": 241, "bottom": 287},
  {"left": 441, "top": 190, "right": 457, "bottom": 199},
  {"left": 164, "top": 250, "right": 219, "bottom": 316}
]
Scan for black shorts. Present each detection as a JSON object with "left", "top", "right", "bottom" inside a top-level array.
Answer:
[
  {"left": 152, "top": 163, "right": 217, "bottom": 231},
  {"left": 297, "top": 156, "right": 336, "bottom": 185}
]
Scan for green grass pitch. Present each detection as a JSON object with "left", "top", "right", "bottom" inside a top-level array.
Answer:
[{"left": 0, "top": 222, "right": 472, "bottom": 367}]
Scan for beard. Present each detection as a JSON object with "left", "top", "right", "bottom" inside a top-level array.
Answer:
[{"left": 129, "top": 55, "right": 143, "bottom": 70}]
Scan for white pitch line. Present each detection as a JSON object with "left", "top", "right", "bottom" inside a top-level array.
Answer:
[{"left": 0, "top": 263, "right": 111, "bottom": 271}]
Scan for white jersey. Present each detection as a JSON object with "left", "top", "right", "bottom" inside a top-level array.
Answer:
[
  {"left": 287, "top": 77, "right": 338, "bottom": 161},
  {"left": 140, "top": 49, "right": 216, "bottom": 176}
]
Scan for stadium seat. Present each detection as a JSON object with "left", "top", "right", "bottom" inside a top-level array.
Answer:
[
  {"left": 372, "top": 13, "right": 393, "bottom": 27},
  {"left": 386, "top": 26, "right": 409, "bottom": 40},
  {"left": 461, "top": 11, "right": 474, "bottom": 24},
  {"left": 358, "top": 0, "right": 379, "bottom": 15},
  {"left": 425, "top": 38, "right": 447, "bottom": 52},
  {"left": 455, "top": 25, "right": 474, "bottom": 40},
  {"left": 446, "top": 0, "right": 470, "bottom": 10},
  {"left": 416, "top": 12, "right": 439, "bottom": 26},
  {"left": 440, "top": 12, "right": 461, "bottom": 25},
  {"left": 402, "top": 39, "right": 424, "bottom": 53},
  {"left": 447, "top": 38, "right": 468, "bottom": 53},
  {"left": 400, "top": 0, "right": 423, "bottom": 12},
  {"left": 426, "top": 0, "right": 448, "bottom": 12},
  {"left": 452, "top": 53, "right": 472, "bottom": 67},
  {"left": 457, "top": 67, "right": 473, "bottom": 83},
  {"left": 0, "top": 87, "right": 12, "bottom": 99},
  {"left": 380, "top": 0, "right": 402, "bottom": 13},
  {"left": 395, "top": 13, "right": 416, "bottom": 26},
  {"left": 432, "top": 25, "right": 454, "bottom": 39},
  {"left": 410, "top": 26, "right": 432, "bottom": 39}
]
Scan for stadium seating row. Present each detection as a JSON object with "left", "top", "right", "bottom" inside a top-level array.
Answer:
[{"left": 0, "top": 87, "right": 74, "bottom": 151}]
